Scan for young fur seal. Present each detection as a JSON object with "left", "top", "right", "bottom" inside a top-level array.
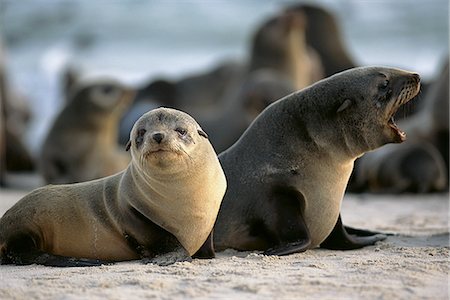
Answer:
[
  {"left": 40, "top": 80, "right": 134, "bottom": 184},
  {"left": 0, "top": 108, "right": 226, "bottom": 266},
  {"left": 214, "top": 66, "right": 421, "bottom": 255}
]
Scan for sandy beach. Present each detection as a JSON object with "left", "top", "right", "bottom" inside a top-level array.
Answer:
[{"left": 0, "top": 188, "right": 448, "bottom": 300}]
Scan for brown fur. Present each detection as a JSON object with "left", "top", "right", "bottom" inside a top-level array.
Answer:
[{"left": 0, "top": 108, "right": 226, "bottom": 266}]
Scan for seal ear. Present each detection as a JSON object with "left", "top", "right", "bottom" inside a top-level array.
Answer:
[
  {"left": 125, "top": 140, "right": 132, "bottom": 151},
  {"left": 337, "top": 99, "right": 353, "bottom": 113},
  {"left": 198, "top": 129, "right": 208, "bottom": 139}
]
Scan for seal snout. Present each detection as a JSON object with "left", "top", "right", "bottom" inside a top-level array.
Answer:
[
  {"left": 411, "top": 73, "right": 420, "bottom": 85},
  {"left": 152, "top": 132, "right": 165, "bottom": 144}
]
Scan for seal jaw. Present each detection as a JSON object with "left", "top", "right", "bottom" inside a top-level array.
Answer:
[
  {"left": 388, "top": 116, "right": 406, "bottom": 142},
  {"left": 384, "top": 72, "right": 421, "bottom": 143}
]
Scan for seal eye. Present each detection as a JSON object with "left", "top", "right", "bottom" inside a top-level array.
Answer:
[
  {"left": 137, "top": 128, "right": 147, "bottom": 137},
  {"left": 102, "top": 85, "right": 115, "bottom": 95},
  {"left": 135, "top": 128, "right": 146, "bottom": 148},
  {"left": 175, "top": 128, "right": 187, "bottom": 136},
  {"left": 379, "top": 80, "right": 389, "bottom": 90}
]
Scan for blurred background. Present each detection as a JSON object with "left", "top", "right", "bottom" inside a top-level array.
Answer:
[
  {"left": 1, "top": 0, "right": 448, "bottom": 153},
  {"left": 0, "top": 0, "right": 448, "bottom": 191}
]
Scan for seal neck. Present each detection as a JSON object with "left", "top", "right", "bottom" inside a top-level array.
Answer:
[{"left": 281, "top": 89, "right": 365, "bottom": 162}]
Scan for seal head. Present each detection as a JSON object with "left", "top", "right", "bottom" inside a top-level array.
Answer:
[{"left": 309, "top": 67, "right": 421, "bottom": 158}]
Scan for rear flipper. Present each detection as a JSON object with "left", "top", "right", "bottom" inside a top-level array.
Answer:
[
  {"left": 320, "top": 215, "right": 387, "bottom": 250},
  {"left": 344, "top": 225, "right": 394, "bottom": 237},
  {"left": 2, "top": 248, "right": 111, "bottom": 267},
  {"left": 1, "top": 234, "right": 111, "bottom": 267}
]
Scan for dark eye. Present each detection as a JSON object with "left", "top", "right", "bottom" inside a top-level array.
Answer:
[
  {"left": 175, "top": 128, "right": 187, "bottom": 136},
  {"left": 102, "top": 85, "right": 115, "bottom": 94},
  {"left": 135, "top": 128, "right": 146, "bottom": 147},
  {"left": 379, "top": 80, "right": 389, "bottom": 90},
  {"left": 137, "top": 128, "right": 147, "bottom": 137}
]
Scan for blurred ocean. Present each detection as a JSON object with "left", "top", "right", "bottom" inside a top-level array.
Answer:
[{"left": 0, "top": 0, "right": 448, "bottom": 155}]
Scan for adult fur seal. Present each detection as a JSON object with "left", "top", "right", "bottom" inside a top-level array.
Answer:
[
  {"left": 40, "top": 79, "right": 134, "bottom": 184},
  {"left": 214, "top": 66, "right": 421, "bottom": 255},
  {"left": 0, "top": 108, "right": 226, "bottom": 266}
]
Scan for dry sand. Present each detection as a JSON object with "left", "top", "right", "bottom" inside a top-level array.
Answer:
[{"left": 0, "top": 188, "right": 448, "bottom": 300}]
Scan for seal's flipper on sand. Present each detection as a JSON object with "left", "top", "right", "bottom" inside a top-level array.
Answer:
[
  {"left": 262, "top": 187, "right": 311, "bottom": 256},
  {"left": 320, "top": 215, "right": 387, "bottom": 250},
  {"left": 1, "top": 234, "right": 110, "bottom": 267},
  {"left": 193, "top": 231, "right": 215, "bottom": 259},
  {"left": 344, "top": 225, "right": 394, "bottom": 237}
]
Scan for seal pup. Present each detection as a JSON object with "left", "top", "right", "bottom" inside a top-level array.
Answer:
[
  {"left": 40, "top": 79, "right": 134, "bottom": 184},
  {"left": 0, "top": 107, "right": 226, "bottom": 266},
  {"left": 214, "top": 66, "right": 421, "bottom": 255}
]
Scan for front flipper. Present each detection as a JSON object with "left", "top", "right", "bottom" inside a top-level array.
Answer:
[
  {"left": 262, "top": 186, "right": 311, "bottom": 256},
  {"left": 320, "top": 215, "right": 387, "bottom": 250},
  {"left": 264, "top": 239, "right": 311, "bottom": 256},
  {"left": 192, "top": 230, "right": 215, "bottom": 259}
]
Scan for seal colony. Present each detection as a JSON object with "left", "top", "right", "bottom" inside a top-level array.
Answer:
[
  {"left": 214, "top": 66, "right": 421, "bottom": 254},
  {"left": 0, "top": 108, "right": 226, "bottom": 266}
]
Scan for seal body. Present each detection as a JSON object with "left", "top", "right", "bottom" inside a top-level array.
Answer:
[
  {"left": 214, "top": 67, "right": 421, "bottom": 254},
  {"left": 0, "top": 107, "right": 226, "bottom": 266},
  {"left": 40, "top": 80, "right": 134, "bottom": 184}
]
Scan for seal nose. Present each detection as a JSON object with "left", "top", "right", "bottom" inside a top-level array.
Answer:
[
  {"left": 411, "top": 73, "right": 420, "bottom": 84},
  {"left": 152, "top": 132, "right": 164, "bottom": 144}
]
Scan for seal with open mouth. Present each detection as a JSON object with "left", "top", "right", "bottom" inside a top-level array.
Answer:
[
  {"left": 0, "top": 107, "right": 226, "bottom": 266},
  {"left": 213, "top": 66, "right": 420, "bottom": 255}
]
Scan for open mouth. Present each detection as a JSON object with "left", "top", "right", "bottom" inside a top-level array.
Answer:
[
  {"left": 386, "top": 80, "right": 420, "bottom": 142},
  {"left": 388, "top": 116, "right": 406, "bottom": 141}
]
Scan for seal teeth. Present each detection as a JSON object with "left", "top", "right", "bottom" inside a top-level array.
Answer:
[{"left": 388, "top": 116, "right": 406, "bottom": 140}]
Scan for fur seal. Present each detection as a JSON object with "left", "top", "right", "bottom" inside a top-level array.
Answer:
[
  {"left": 40, "top": 79, "right": 134, "bottom": 184},
  {"left": 286, "top": 4, "right": 356, "bottom": 77},
  {"left": 0, "top": 43, "right": 35, "bottom": 178},
  {"left": 214, "top": 66, "right": 421, "bottom": 255},
  {"left": 249, "top": 8, "right": 324, "bottom": 90},
  {"left": 349, "top": 59, "right": 449, "bottom": 193},
  {"left": 0, "top": 107, "right": 226, "bottom": 266}
]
